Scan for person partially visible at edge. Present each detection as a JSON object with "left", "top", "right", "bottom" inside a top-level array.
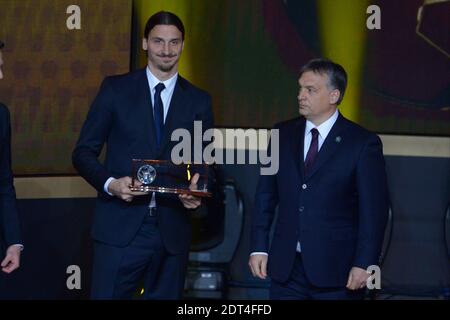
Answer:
[{"left": 0, "top": 39, "right": 23, "bottom": 275}]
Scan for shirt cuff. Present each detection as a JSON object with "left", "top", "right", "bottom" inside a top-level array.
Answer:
[
  {"left": 104, "top": 177, "right": 115, "bottom": 196},
  {"left": 250, "top": 252, "right": 268, "bottom": 256},
  {"left": 10, "top": 244, "right": 24, "bottom": 251}
]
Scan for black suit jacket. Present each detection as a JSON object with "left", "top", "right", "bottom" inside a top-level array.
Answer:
[
  {"left": 72, "top": 69, "right": 214, "bottom": 254},
  {"left": 251, "top": 114, "right": 389, "bottom": 287},
  {"left": 0, "top": 103, "right": 21, "bottom": 256}
]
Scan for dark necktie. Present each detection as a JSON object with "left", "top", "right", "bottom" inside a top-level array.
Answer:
[
  {"left": 153, "top": 82, "right": 166, "bottom": 148},
  {"left": 304, "top": 128, "right": 319, "bottom": 175}
]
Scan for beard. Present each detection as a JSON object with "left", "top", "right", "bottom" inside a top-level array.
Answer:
[
  {"left": 151, "top": 53, "right": 179, "bottom": 73},
  {"left": 157, "top": 62, "right": 176, "bottom": 72}
]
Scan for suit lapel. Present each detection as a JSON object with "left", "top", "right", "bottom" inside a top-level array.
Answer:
[
  {"left": 304, "top": 113, "right": 347, "bottom": 180},
  {"left": 290, "top": 118, "right": 306, "bottom": 181},
  {"left": 158, "top": 77, "right": 188, "bottom": 157},
  {"left": 136, "top": 69, "right": 158, "bottom": 156}
]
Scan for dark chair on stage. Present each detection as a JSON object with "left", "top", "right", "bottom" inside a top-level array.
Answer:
[{"left": 183, "top": 179, "right": 244, "bottom": 299}]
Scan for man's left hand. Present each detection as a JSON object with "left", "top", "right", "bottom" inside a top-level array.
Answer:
[
  {"left": 179, "top": 173, "right": 201, "bottom": 209},
  {"left": 1, "top": 245, "right": 22, "bottom": 274},
  {"left": 346, "top": 266, "right": 369, "bottom": 290}
]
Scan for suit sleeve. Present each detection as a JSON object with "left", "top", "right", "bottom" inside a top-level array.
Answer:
[
  {"left": 250, "top": 126, "right": 279, "bottom": 253},
  {"left": 0, "top": 106, "right": 22, "bottom": 248},
  {"left": 353, "top": 134, "right": 389, "bottom": 269},
  {"left": 72, "top": 77, "right": 114, "bottom": 194}
]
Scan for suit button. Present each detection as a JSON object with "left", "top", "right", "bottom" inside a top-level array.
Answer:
[
  {"left": 302, "top": 184, "right": 307, "bottom": 190},
  {"left": 299, "top": 206, "right": 304, "bottom": 212}
]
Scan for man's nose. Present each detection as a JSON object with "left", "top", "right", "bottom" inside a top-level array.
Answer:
[
  {"left": 298, "top": 90, "right": 305, "bottom": 101},
  {"left": 163, "top": 43, "right": 170, "bottom": 54}
]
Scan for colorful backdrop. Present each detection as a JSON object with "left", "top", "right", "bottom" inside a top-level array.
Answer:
[
  {"left": 0, "top": 0, "right": 132, "bottom": 174},
  {"left": 0, "top": 0, "right": 448, "bottom": 175}
]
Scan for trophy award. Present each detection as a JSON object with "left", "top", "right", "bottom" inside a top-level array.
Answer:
[{"left": 130, "top": 159, "right": 212, "bottom": 197}]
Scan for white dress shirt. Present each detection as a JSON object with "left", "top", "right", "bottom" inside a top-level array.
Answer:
[
  {"left": 104, "top": 67, "right": 178, "bottom": 208},
  {"left": 303, "top": 109, "right": 339, "bottom": 161}
]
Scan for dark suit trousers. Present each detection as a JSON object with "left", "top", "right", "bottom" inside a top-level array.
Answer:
[
  {"left": 91, "top": 212, "right": 188, "bottom": 300},
  {"left": 270, "top": 253, "right": 365, "bottom": 300}
]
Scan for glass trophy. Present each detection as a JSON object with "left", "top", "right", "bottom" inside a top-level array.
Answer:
[{"left": 130, "top": 159, "right": 212, "bottom": 197}]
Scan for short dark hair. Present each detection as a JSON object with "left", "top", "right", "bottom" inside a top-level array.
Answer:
[
  {"left": 299, "top": 58, "right": 347, "bottom": 105},
  {"left": 144, "top": 11, "right": 185, "bottom": 40},
  {"left": 0, "top": 40, "right": 4, "bottom": 49}
]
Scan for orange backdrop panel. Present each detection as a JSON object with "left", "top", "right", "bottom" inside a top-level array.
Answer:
[{"left": 0, "top": 0, "right": 132, "bottom": 174}]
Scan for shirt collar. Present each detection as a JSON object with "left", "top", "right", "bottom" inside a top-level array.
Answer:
[
  {"left": 305, "top": 109, "right": 339, "bottom": 139},
  {"left": 146, "top": 67, "right": 178, "bottom": 93}
]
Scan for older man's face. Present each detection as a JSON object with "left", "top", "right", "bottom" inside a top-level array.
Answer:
[
  {"left": 0, "top": 51, "right": 3, "bottom": 80},
  {"left": 297, "top": 71, "right": 339, "bottom": 126}
]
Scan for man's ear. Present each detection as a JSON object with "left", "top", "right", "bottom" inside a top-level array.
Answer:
[
  {"left": 142, "top": 38, "right": 148, "bottom": 51},
  {"left": 330, "top": 89, "right": 340, "bottom": 105}
]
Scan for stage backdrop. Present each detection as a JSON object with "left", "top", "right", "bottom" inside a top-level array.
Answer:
[
  {"left": 0, "top": 0, "right": 448, "bottom": 175},
  {"left": 134, "top": 0, "right": 449, "bottom": 132},
  {"left": 0, "top": 0, "right": 132, "bottom": 175}
]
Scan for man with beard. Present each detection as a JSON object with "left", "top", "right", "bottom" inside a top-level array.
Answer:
[{"left": 73, "top": 11, "right": 214, "bottom": 299}]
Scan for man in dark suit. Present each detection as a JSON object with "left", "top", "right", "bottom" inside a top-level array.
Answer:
[
  {"left": 72, "top": 12, "right": 214, "bottom": 299},
  {"left": 0, "top": 40, "right": 23, "bottom": 274},
  {"left": 249, "top": 59, "right": 389, "bottom": 300}
]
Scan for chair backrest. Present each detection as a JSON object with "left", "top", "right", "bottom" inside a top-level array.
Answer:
[{"left": 189, "top": 180, "right": 244, "bottom": 264}]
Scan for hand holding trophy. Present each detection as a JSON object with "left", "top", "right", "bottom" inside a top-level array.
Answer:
[{"left": 129, "top": 159, "right": 212, "bottom": 198}]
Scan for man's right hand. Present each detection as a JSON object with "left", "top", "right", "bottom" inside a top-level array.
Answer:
[
  {"left": 108, "top": 176, "right": 148, "bottom": 202},
  {"left": 248, "top": 254, "right": 268, "bottom": 280},
  {"left": 1, "top": 245, "right": 21, "bottom": 274}
]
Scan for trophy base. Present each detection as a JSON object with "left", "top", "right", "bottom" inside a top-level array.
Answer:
[{"left": 130, "top": 185, "right": 212, "bottom": 198}]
